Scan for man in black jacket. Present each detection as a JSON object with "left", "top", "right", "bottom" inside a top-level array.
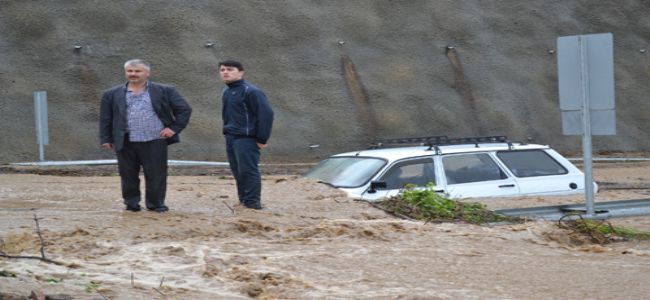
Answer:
[
  {"left": 219, "top": 60, "right": 274, "bottom": 209},
  {"left": 99, "top": 59, "right": 192, "bottom": 212}
]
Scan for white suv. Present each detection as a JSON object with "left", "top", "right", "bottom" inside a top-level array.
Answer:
[{"left": 304, "top": 136, "right": 596, "bottom": 201}]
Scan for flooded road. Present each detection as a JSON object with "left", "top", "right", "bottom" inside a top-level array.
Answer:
[{"left": 1, "top": 163, "right": 650, "bottom": 299}]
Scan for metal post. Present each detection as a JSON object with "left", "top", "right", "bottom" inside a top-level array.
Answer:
[
  {"left": 38, "top": 136, "right": 45, "bottom": 162},
  {"left": 579, "top": 37, "right": 595, "bottom": 216},
  {"left": 34, "top": 91, "right": 48, "bottom": 162}
]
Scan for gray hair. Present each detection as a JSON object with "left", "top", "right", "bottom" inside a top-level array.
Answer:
[{"left": 124, "top": 59, "right": 151, "bottom": 72}]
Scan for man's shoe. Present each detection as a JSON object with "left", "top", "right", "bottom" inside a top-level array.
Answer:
[
  {"left": 244, "top": 205, "right": 263, "bottom": 210},
  {"left": 125, "top": 205, "right": 141, "bottom": 212},
  {"left": 153, "top": 206, "right": 169, "bottom": 213}
]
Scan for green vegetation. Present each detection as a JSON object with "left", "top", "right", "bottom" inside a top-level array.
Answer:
[
  {"left": 377, "top": 183, "right": 520, "bottom": 225},
  {"left": 85, "top": 281, "right": 101, "bottom": 293},
  {"left": 46, "top": 277, "right": 62, "bottom": 283},
  {"left": 0, "top": 270, "right": 17, "bottom": 277},
  {"left": 376, "top": 184, "right": 650, "bottom": 244},
  {"left": 602, "top": 225, "right": 650, "bottom": 239},
  {"left": 559, "top": 217, "right": 650, "bottom": 244}
]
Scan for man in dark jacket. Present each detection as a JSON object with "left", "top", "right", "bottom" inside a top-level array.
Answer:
[
  {"left": 99, "top": 59, "right": 192, "bottom": 212},
  {"left": 219, "top": 60, "right": 274, "bottom": 209}
]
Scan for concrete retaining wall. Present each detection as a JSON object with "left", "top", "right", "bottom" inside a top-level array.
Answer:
[{"left": 1, "top": 1, "right": 649, "bottom": 163}]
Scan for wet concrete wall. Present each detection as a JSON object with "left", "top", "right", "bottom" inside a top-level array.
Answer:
[{"left": 1, "top": 1, "right": 649, "bottom": 163}]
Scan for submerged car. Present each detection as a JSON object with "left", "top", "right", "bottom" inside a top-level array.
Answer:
[{"left": 304, "top": 136, "right": 596, "bottom": 201}]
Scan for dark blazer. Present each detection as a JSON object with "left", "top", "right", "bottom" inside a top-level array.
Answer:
[{"left": 99, "top": 81, "right": 192, "bottom": 151}]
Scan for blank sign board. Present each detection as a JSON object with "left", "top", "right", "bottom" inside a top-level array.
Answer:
[
  {"left": 34, "top": 91, "right": 49, "bottom": 145},
  {"left": 557, "top": 33, "right": 616, "bottom": 135}
]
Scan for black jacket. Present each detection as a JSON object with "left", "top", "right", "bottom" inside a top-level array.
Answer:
[
  {"left": 99, "top": 81, "right": 192, "bottom": 151},
  {"left": 222, "top": 79, "right": 274, "bottom": 144}
]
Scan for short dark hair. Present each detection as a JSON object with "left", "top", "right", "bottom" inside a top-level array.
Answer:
[{"left": 219, "top": 60, "right": 244, "bottom": 71}]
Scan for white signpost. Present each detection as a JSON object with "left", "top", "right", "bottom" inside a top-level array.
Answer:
[
  {"left": 557, "top": 33, "right": 616, "bottom": 216},
  {"left": 34, "top": 91, "right": 49, "bottom": 162}
]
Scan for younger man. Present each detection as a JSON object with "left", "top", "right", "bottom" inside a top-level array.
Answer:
[{"left": 219, "top": 60, "right": 274, "bottom": 209}]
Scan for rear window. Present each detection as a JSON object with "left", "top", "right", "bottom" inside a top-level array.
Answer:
[
  {"left": 442, "top": 153, "right": 507, "bottom": 184},
  {"left": 497, "top": 150, "right": 568, "bottom": 177}
]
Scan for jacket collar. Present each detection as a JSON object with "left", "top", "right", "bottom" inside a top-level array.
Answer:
[
  {"left": 226, "top": 79, "right": 245, "bottom": 88},
  {"left": 123, "top": 81, "right": 149, "bottom": 93},
  {"left": 116, "top": 81, "right": 160, "bottom": 114}
]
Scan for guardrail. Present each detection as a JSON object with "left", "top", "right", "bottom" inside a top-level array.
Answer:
[{"left": 496, "top": 198, "right": 650, "bottom": 220}]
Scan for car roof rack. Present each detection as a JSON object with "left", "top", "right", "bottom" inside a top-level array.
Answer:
[
  {"left": 444, "top": 135, "right": 510, "bottom": 147},
  {"left": 369, "top": 135, "right": 449, "bottom": 149},
  {"left": 370, "top": 135, "right": 514, "bottom": 152}
]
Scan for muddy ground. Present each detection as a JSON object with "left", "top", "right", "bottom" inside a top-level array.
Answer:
[{"left": 1, "top": 162, "right": 650, "bottom": 299}]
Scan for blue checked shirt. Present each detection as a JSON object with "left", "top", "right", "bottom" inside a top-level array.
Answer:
[{"left": 124, "top": 83, "right": 165, "bottom": 142}]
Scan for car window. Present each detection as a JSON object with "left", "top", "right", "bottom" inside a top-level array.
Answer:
[
  {"left": 379, "top": 158, "right": 436, "bottom": 189},
  {"left": 443, "top": 153, "right": 507, "bottom": 184},
  {"left": 496, "top": 150, "right": 568, "bottom": 177},
  {"left": 304, "top": 157, "right": 386, "bottom": 187}
]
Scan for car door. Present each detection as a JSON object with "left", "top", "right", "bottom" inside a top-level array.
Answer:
[
  {"left": 440, "top": 152, "right": 520, "bottom": 198},
  {"left": 360, "top": 157, "right": 437, "bottom": 201},
  {"left": 495, "top": 149, "right": 585, "bottom": 195}
]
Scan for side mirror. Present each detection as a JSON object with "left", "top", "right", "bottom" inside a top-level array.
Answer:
[{"left": 367, "top": 181, "right": 387, "bottom": 194}]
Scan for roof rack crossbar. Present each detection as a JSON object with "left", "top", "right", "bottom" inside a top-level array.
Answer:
[
  {"left": 369, "top": 135, "right": 511, "bottom": 149},
  {"left": 369, "top": 135, "right": 448, "bottom": 149},
  {"left": 444, "top": 135, "right": 508, "bottom": 145}
]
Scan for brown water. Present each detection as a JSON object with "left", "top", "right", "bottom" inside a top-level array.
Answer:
[{"left": 1, "top": 167, "right": 650, "bottom": 299}]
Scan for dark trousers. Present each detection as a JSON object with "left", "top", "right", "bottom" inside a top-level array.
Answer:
[
  {"left": 225, "top": 135, "right": 262, "bottom": 209},
  {"left": 116, "top": 138, "right": 168, "bottom": 210}
]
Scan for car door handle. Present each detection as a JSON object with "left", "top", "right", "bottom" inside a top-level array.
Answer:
[{"left": 499, "top": 184, "right": 515, "bottom": 188}]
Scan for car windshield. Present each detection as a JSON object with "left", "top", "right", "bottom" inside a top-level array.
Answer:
[{"left": 304, "top": 157, "right": 386, "bottom": 188}]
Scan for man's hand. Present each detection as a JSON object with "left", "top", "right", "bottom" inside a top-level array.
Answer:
[
  {"left": 160, "top": 128, "right": 176, "bottom": 138},
  {"left": 257, "top": 143, "right": 268, "bottom": 149},
  {"left": 101, "top": 143, "right": 114, "bottom": 150}
]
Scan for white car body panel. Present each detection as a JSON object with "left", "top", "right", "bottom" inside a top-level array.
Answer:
[{"left": 305, "top": 142, "right": 593, "bottom": 201}]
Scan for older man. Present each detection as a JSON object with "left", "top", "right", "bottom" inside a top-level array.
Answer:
[{"left": 100, "top": 59, "right": 192, "bottom": 212}]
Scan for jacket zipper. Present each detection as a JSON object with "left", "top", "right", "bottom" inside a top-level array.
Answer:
[
  {"left": 243, "top": 102, "right": 249, "bottom": 136},
  {"left": 243, "top": 86, "right": 250, "bottom": 136}
]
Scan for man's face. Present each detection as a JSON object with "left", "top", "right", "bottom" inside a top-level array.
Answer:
[
  {"left": 219, "top": 65, "right": 244, "bottom": 84},
  {"left": 124, "top": 64, "right": 150, "bottom": 85}
]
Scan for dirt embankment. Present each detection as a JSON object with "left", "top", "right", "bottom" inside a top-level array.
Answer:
[{"left": 3, "top": 1, "right": 650, "bottom": 163}]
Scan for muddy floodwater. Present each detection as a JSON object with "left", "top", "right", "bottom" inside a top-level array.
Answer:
[{"left": 1, "top": 162, "right": 650, "bottom": 299}]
